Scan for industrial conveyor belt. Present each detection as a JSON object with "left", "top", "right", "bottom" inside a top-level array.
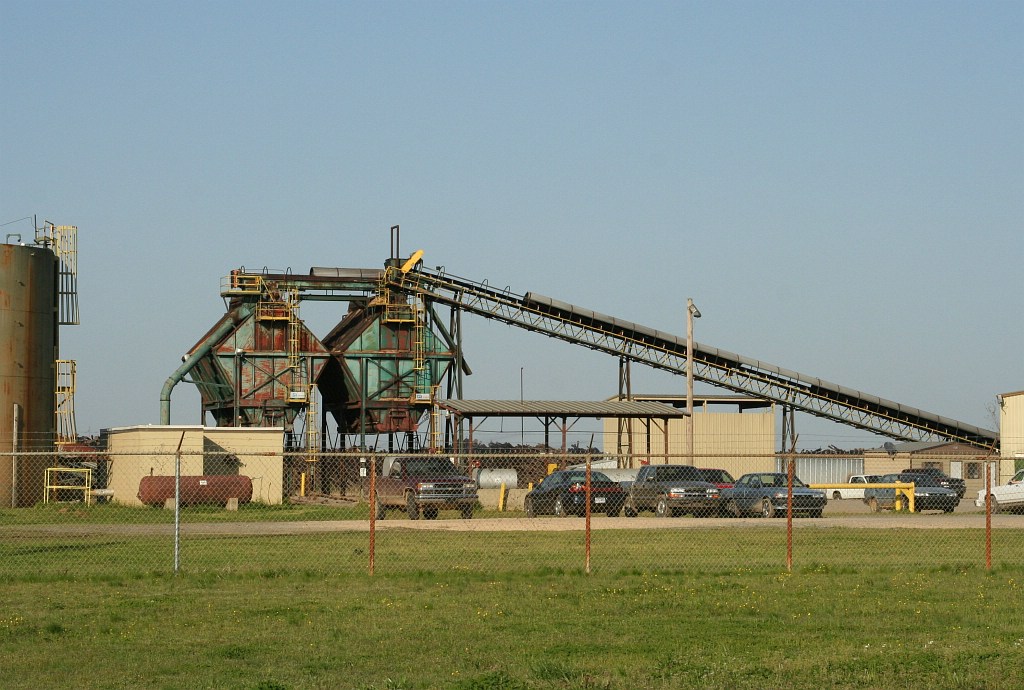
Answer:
[{"left": 382, "top": 265, "right": 998, "bottom": 450}]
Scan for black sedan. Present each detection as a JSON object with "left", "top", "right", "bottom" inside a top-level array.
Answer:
[
  {"left": 524, "top": 469, "right": 626, "bottom": 517},
  {"left": 722, "top": 472, "right": 827, "bottom": 518}
]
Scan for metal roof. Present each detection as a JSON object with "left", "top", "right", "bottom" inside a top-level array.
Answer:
[{"left": 437, "top": 400, "right": 686, "bottom": 418}]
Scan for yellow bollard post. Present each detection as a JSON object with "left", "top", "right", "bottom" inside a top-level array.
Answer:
[
  {"left": 300, "top": 472, "right": 306, "bottom": 497},
  {"left": 498, "top": 482, "right": 506, "bottom": 512}
]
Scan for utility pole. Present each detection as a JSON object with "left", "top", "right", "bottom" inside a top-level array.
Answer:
[{"left": 686, "top": 298, "right": 701, "bottom": 464}]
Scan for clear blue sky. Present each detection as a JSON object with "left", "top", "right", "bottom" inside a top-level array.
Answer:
[{"left": 2, "top": 1, "right": 1021, "bottom": 449}]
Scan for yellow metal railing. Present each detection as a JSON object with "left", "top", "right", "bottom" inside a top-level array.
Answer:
[
  {"left": 55, "top": 359, "right": 77, "bottom": 446},
  {"left": 305, "top": 385, "right": 319, "bottom": 461},
  {"left": 810, "top": 482, "right": 916, "bottom": 512},
  {"left": 378, "top": 266, "right": 416, "bottom": 323},
  {"left": 222, "top": 271, "right": 264, "bottom": 295},
  {"left": 427, "top": 386, "right": 443, "bottom": 452},
  {"left": 44, "top": 467, "right": 92, "bottom": 505},
  {"left": 53, "top": 225, "right": 79, "bottom": 325}
]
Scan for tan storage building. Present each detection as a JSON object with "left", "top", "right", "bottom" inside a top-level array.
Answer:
[
  {"left": 602, "top": 394, "right": 775, "bottom": 479},
  {"left": 105, "top": 425, "right": 284, "bottom": 506}
]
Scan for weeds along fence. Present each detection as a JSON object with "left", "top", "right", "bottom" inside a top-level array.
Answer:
[{"left": 1, "top": 448, "right": 1021, "bottom": 581}]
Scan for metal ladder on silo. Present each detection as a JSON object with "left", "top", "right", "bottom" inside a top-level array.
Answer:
[
  {"left": 54, "top": 360, "right": 77, "bottom": 447},
  {"left": 286, "top": 287, "right": 307, "bottom": 403}
]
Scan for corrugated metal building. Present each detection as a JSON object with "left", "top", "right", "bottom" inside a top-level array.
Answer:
[{"left": 863, "top": 441, "right": 997, "bottom": 496}]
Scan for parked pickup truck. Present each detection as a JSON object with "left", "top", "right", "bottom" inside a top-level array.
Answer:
[
  {"left": 828, "top": 474, "right": 881, "bottom": 500},
  {"left": 901, "top": 467, "right": 966, "bottom": 499},
  {"left": 374, "top": 455, "right": 478, "bottom": 520},
  {"left": 624, "top": 464, "right": 723, "bottom": 517}
]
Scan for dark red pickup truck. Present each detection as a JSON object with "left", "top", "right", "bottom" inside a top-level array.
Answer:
[{"left": 374, "top": 455, "right": 478, "bottom": 520}]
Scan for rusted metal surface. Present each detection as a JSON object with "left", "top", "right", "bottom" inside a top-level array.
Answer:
[
  {"left": 138, "top": 475, "right": 253, "bottom": 507},
  {"left": 1, "top": 243, "right": 58, "bottom": 506}
]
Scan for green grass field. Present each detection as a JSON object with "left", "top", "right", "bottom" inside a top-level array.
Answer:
[{"left": 2, "top": 523, "right": 1022, "bottom": 689}]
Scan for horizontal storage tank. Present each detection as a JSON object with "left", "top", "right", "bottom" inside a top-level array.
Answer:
[
  {"left": 138, "top": 475, "right": 254, "bottom": 507},
  {"left": 1, "top": 242, "right": 58, "bottom": 507},
  {"left": 474, "top": 468, "right": 518, "bottom": 489}
]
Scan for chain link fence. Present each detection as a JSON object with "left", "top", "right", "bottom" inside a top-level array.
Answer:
[{"left": 2, "top": 441, "right": 1021, "bottom": 581}]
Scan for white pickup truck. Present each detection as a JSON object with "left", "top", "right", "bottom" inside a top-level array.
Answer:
[{"left": 829, "top": 474, "right": 881, "bottom": 500}]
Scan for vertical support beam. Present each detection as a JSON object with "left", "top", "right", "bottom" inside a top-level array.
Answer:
[
  {"left": 663, "top": 417, "right": 669, "bottom": 464},
  {"left": 560, "top": 416, "right": 567, "bottom": 467},
  {"left": 11, "top": 403, "right": 19, "bottom": 508},
  {"left": 686, "top": 298, "right": 699, "bottom": 465},
  {"left": 985, "top": 463, "right": 992, "bottom": 570}
]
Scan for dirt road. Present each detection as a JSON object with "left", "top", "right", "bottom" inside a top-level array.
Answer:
[{"left": 2, "top": 503, "right": 1016, "bottom": 537}]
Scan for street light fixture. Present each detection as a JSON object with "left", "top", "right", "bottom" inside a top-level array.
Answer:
[{"left": 686, "top": 299, "right": 700, "bottom": 463}]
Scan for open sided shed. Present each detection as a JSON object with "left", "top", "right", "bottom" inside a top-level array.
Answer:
[{"left": 436, "top": 399, "right": 686, "bottom": 465}]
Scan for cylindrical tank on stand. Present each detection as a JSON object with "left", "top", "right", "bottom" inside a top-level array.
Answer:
[
  {"left": 474, "top": 468, "right": 519, "bottom": 489},
  {"left": 1, "top": 242, "right": 58, "bottom": 507}
]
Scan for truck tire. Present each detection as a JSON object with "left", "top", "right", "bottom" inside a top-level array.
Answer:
[
  {"left": 460, "top": 504, "right": 474, "bottom": 519},
  {"left": 869, "top": 497, "right": 880, "bottom": 513},
  {"left": 375, "top": 496, "right": 387, "bottom": 520},
  {"left": 655, "top": 497, "right": 671, "bottom": 518},
  {"left": 623, "top": 498, "right": 638, "bottom": 518},
  {"left": 832, "top": 491, "right": 842, "bottom": 500},
  {"left": 761, "top": 499, "right": 776, "bottom": 518},
  {"left": 406, "top": 494, "right": 419, "bottom": 520}
]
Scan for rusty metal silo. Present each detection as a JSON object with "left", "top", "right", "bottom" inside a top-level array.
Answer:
[{"left": 1, "top": 241, "right": 59, "bottom": 507}]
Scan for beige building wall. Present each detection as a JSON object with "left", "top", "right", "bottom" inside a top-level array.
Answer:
[
  {"left": 1001, "top": 391, "right": 1024, "bottom": 482},
  {"left": 204, "top": 427, "right": 284, "bottom": 504},
  {"left": 107, "top": 425, "right": 283, "bottom": 506},
  {"left": 602, "top": 408, "right": 775, "bottom": 478}
]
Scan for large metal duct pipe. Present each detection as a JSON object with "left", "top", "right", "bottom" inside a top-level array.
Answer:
[{"left": 160, "top": 306, "right": 250, "bottom": 425}]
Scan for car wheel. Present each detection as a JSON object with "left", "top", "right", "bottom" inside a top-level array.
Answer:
[
  {"left": 832, "top": 491, "right": 842, "bottom": 500},
  {"left": 729, "top": 500, "right": 742, "bottom": 518},
  {"left": 524, "top": 496, "right": 536, "bottom": 518},
  {"left": 554, "top": 496, "right": 568, "bottom": 517},
  {"left": 374, "top": 496, "right": 387, "bottom": 520},
  {"left": 606, "top": 501, "right": 622, "bottom": 517},
  {"left": 423, "top": 506, "right": 439, "bottom": 520},
  {"left": 655, "top": 497, "right": 671, "bottom": 518},
  {"left": 991, "top": 496, "right": 1001, "bottom": 515},
  {"left": 460, "top": 504, "right": 474, "bottom": 519},
  {"left": 623, "top": 498, "right": 638, "bottom": 518},
  {"left": 406, "top": 494, "right": 419, "bottom": 520},
  {"left": 761, "top": 499, "right": 776, "bottom": 518},
  {"left": 897, "top": 495, "right": 912, "bottom": 513},
  {"left": 869, "top": 497, "right": 880, "bottom": 513}
]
